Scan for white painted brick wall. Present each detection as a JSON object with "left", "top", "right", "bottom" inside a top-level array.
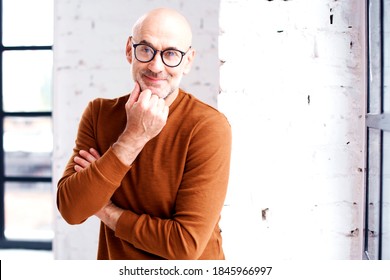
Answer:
[{"left": 218, "top": 0, "right": 366, "bottom": 260}]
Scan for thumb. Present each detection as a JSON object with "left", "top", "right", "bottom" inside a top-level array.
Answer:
[{"left": 127, "top": 82, "right": 141, "bottom": 108}]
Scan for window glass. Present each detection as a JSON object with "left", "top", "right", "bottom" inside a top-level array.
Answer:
[
  {"left": 2, "top": 50, "right": 52, "bottom": 112},
  {"left": 3, "top": 117, "right": 52, "bottom": 177},
  {"left": 368, "top": 0, "right": 381, "bottom": 114},
  {"left": 2, "top": 0, "right": 53, "bottom": 46},
  {"left": 366, "top": 128, "right": 381, "bottom": 259},
  {"left": 384, "top": 0, "right": 390, "bottom": 113},
  {"left": 382, "top": 131, "right": 390, "bottom": 259},
  {"left": 4, "top": 182, "right": 53, "bottom": 241}
]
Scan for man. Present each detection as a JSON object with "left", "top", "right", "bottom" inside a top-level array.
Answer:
[{"left": 57, "top": 8, "right": 232, "bottom": 260}]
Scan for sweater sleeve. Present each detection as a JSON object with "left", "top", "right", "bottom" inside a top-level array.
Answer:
[
  {"left": 56, "top": 100, "right": 131, "bottom": 224},
  {"left": 115, "top": 113, "right": 232, "bottom": 259}
]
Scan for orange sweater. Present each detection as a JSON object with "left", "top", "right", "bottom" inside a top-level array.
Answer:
[{"left": 57, "top": 89, "right": 232, "bottom": 260}]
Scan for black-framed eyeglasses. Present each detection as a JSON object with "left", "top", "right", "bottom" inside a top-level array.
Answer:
[{"left": 131, "top": 38, "right": 191, "bottom": 68}]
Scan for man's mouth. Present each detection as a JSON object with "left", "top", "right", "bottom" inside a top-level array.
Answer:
[
  {"left": 144, "top": 76, "right": 164, "bottom": 83},
  {"left": 142, "top": 72, "right": 167, "bottom": 84}
]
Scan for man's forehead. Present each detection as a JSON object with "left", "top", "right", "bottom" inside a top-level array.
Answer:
[
  {"left": 132, "top": 9, "right": 192, "bottom": 46},
  {"left": 136, "top": 38, "right": 181, "bottom": 50},
  {"left": 133, "top": 29, "right": 188, "bottom": 50}
]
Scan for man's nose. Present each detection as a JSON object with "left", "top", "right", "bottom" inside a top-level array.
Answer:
[{"left": 148, "top": 52, "right": 165, "bottom": 72}]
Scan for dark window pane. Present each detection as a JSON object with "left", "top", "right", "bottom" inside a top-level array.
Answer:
[
  {"left": 4, "top": 182, "right": 54, "bottom": 241},
  {"left": 4, "top": 117, "right": 52, "bottom": 177},
  {"left": 2, "top": 0, "right": 53, "bottom": 46},
  {"left": 2, "top": 50, "right": 52, "bottom": 112}
]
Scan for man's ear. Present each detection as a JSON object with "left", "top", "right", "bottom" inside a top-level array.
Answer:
[
  {"left": 183, "top": 48, "right": 195, "bottom": 75},
  {"left": 126, "top": 37, "right": 133, "bottom": 64}
]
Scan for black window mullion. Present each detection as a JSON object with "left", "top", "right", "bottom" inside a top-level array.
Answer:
[
  {"left": 3, "top": 112, "right": 52, "bottom": 117},
  {"left": 377, "top": 0, "right": 384, "bottom": 260},
  {"left": 378, "top": 130, "right": 384, "bottom": 259},
  {"left": 3, "top": 46, "right": 52, "bottom": 51}
]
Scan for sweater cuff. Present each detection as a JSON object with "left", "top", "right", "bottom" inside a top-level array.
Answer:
[
  {"left": 115, "top": 210, "right": 139, "bottom": 243},
  {"left": 94, "top": 146, "right": 132, "bottom": 186}
]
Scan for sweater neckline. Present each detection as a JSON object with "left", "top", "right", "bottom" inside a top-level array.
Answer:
[{"left": 168, "top": 89, "right": 186, "bottom": 116}]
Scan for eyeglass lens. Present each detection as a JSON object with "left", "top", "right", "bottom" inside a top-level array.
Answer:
[{"left": 135, "top": 44, "right": 183, "bottom": 67}]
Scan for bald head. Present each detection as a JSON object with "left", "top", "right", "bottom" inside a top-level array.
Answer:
[{"left": 132, "top": 8, "right": 193, "bottom": 47}]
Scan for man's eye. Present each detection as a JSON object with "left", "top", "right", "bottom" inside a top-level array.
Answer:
[
  {"left": 164, "top": 50, "right": 180, "bottom": 58},
  {"left": 141, "top": 46, "right": 152, "bottom": 53}
]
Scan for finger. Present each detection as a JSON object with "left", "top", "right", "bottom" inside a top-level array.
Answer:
[
  {"left": 79, "top": 149, "right": 98, "bottom": 163},
  {"left": 162, "top": 105, "right": 169, "bottom": 119},
  {"left": 74, "top": 164, "right": 83, "bottom": 172},
  {"left": 137, "top": 88, "right": 153, "bottom": 105},
  {"left": 127, "top": 82, "right": 141, "bottom": 108},
  {"left": 89, "top": 148, "right": 101, "bottom": 159},
  {"left": 148, "top": 94, "right": 160, "bottom": 110},
  {"left": 155, "top": 97, "right": 167, "bottom": 114},
  {"left": 74, "top": 156, "right": 91, "bottom": 169}
]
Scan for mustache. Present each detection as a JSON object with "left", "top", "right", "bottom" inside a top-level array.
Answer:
[{"left": 141, "top": 70, "right": 169, "bottom": 80}]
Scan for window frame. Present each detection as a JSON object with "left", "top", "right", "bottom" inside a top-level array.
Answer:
[
  {"left": 0, "top": 0, "right": 52, "bottom": 250},
  {"left": 364, "top": 0, "right": 390, "bottom": 260}
]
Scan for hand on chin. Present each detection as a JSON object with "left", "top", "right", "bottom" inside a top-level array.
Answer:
[{"left": 140, "top": 84, "right": 167, "bottom": 99}]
